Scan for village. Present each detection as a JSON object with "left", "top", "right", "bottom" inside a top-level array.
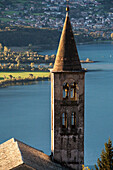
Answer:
[{"left": 0, "top": 0, "right": 113, "bottom": 41}]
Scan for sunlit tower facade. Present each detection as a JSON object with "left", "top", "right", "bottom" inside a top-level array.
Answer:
[{"left": 51, "top": 6, "right": 85, "bottom": 170}]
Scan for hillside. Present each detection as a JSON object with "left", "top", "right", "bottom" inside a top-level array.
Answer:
[
  {"left": 0, "top": 27, "right": 60, "bottom": 49},
  {"left": 0, "top": 0, "right": 112, "bottom": 46},
  {"left": 0, "top": 0, "right": 42, "bottom": 7},
  {"left": 0, "top": 26, "right": 99, "bottom": 48},
  {"left": 97, "top": 0, "right": 113, "bottom": 12}
]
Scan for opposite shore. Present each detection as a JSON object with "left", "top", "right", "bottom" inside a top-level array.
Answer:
[
  {"left": 0, "top": 72, "right": 50, "bottom": 88},
  {"left": 0, "top": 76, "right": 50, "bottom": 88},
  {"left": 9, "top": 40, "right": 113, "bottom": 53}
]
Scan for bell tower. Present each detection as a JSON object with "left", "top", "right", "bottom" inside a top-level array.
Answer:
[{"left": 51, "top": 7, "right": 85, "bottom": 170}]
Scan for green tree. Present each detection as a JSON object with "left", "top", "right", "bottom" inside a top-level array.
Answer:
[{"left": 95, "top": 138, "right": 113, "bottom": 170}]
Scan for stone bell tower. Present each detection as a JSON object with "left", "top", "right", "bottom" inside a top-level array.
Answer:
[{"left": 51, "top": 7, "right": 85, "bottom": 170}]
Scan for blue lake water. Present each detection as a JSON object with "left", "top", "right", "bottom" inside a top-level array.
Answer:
[{"left": 0, "top": 42, "right": 113, "bottom": 167}]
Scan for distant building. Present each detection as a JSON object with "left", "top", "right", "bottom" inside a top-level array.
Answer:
[{"left": 0, "top": 7, "right": 85, "bottom": 170}]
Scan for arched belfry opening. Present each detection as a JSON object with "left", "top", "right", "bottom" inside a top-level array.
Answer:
[
  {"left": 63, "top": 83, "right": 69, "bottom": 99},
  {"left": 70, "top": 82, "right": 79, "bottom": 101},
  {"left": 50, "top": 6, "right": 85, "bottom": 170}
]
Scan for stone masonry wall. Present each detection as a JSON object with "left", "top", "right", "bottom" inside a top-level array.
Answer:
[{"left": 51, "top": 72, "right": 85, "bottom": 170}]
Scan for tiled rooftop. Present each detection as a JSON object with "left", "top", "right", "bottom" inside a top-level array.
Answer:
[{"left": 0, "top": 138, "right": 71, "bottom": 170}]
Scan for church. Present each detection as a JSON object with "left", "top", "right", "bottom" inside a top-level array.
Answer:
[{"left": 0, "top": 7, "right": 85, "bottom": 170}]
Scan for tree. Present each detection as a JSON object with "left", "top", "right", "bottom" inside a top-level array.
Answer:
[
  {"left": 49, "top": 63, "right": 53, "bottom": 68},
  {"left": 95, "top": 138, "right": 113, "bottom": 170},
  {"left": 0, "top": 43, "right": 3, "bottom": 51},
  {"left": 111, "top": 33, "right": 113, "bottom": 40},
  {"left": 82, "top": 165, "right": 90, "bottom": 170},
  {"left": 4, "top": 46, "right": 8, "bottom": 53},
  {"left": 30, "top": 62, "right": 34, "bottom": 68},
  {"left": 15, "top": 56, "right": 20, "bottom": 68}
]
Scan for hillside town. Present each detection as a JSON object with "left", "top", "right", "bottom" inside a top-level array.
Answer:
[{"left": 0, "top": 0, "right": 113, "bottom": 41}]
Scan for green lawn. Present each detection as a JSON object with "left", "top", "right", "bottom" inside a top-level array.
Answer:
[{"left": 0, "top": 72, "right": 50, "bottom": 79}]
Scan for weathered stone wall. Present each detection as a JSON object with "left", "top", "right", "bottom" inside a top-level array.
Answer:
[{"left": 51, "top": 72, "right": 85, "bottom": 170}]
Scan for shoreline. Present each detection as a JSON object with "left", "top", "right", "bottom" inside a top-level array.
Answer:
[
  {"left": 77, "top": 40, "right": 113, "bottom": 45},
  {"left": 9, "top": 40, "right": 113, "bottom": 52},
  {"left": 0, "top": 76, "right": 50, "bottom": 88}
]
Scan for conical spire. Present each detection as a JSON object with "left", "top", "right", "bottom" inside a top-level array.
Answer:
[{"left": 52, "top": 7, "right": 82, "bottom": 72}]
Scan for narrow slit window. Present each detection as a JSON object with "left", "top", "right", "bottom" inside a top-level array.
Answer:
[
  {"left": 71, "top": 112, "right": 76, "bottom": 128},
  {"left": 62, "top": 113, "right": 67, "bottom": 128},
  {"left": 63, "top": 83, "right": 69, "bottom": 99},
  {"left": 70, "top": 83, "right": 79, "bottom": 101}
]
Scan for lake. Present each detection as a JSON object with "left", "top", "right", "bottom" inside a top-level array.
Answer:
[{"left": 0, "top": 42, "right": 113, "bottom": 168}]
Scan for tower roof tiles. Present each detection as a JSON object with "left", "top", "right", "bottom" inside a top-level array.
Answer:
[{"left": 52, "top": 11, "right": 82, "bottom": 72}]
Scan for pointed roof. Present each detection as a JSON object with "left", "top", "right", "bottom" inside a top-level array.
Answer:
[{"left": 52, "top": 9, "right": 82, "bottom": 72}]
